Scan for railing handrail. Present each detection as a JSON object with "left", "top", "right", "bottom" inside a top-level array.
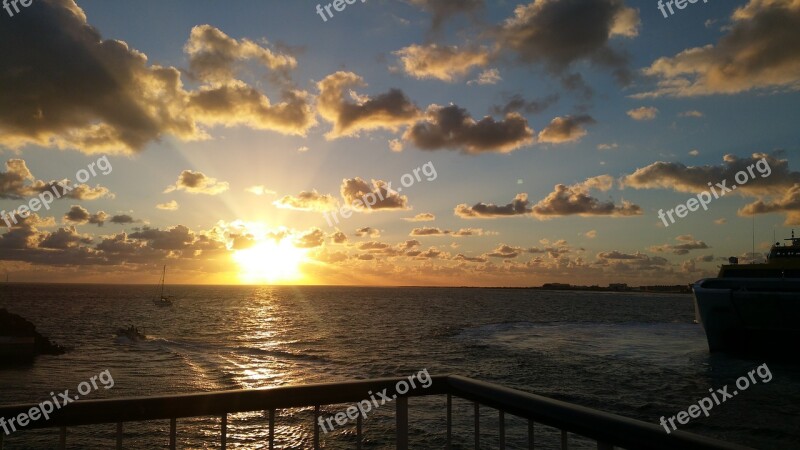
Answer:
[
  {"left": 445, "top": 375, "right": 752, "bottom": 450},
  {"left": 0, "top": 374, "right": 753, "bottom": 449},
  {"left": 0, "top": 375, "right": 449, "bottom": 428}
]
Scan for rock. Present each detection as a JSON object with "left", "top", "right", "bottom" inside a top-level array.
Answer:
[{"left": 0, "top": 308, "right": 67, "bottom": 357}]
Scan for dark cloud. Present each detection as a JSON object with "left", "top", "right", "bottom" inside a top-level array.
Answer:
[
  {"left": 636, "top": 0, "right": 800, "bottom": 97},
  {"left": 317, "top": 72, "right": 420, "bottom": 138},
  {"left": 498, "top": 0, "right": 639, "bottom": 85},
  {"left": 294, "top": 228, "right": 325, "bottom": 248},
  {"left": 622, "top": 153, "right": 795, "bottom": 197},
  {"left": 64, "top": 205, "right": 107, "bottom": 226},
  {"left": 164, "top": 170, "right": 229, "bottom": 195},
  {"left": 650, "top": 235, "right": 710, "bottom": 255},
  {"left": 404, "top": 105, "right": 534, "bottom": 154},
  {"left": 340, "top": 178, "right": 409, "bottom": 211},
  {"left": 0, "top": 2, "right": 314, "bottom": 154},
  {"left": 492, "top": 94, "right": 559, "bottom": 115},
  {"left": 455, "top": 193, "right": 532, "bottom": 218},
  {"left": 532, "top": 182, "right": 641, "bottom": 218}
]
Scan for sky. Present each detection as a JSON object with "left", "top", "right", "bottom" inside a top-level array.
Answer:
[{"left": 0, "top": 0, "right": 798, "bottom": 286}]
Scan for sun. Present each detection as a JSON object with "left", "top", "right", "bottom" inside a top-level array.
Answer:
[{"left": 233, "top": 239, "right": 308, "bottom": 284}]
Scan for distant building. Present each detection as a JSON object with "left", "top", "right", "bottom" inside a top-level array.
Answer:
[{"left": 608, "top": 283, "right": 628, "bottom": 291}]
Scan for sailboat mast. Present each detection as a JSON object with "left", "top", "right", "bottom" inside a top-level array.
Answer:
[{"left": 160, "top": 265, "right": 166, "bottom": 299}]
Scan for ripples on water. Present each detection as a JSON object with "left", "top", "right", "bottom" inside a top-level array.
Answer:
[{"left": 0, "top": 285, "right": 798, "bottom": 449}]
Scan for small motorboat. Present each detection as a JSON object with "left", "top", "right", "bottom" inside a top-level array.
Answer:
[{"left": 115, "top": 325, "right": 146, "bottom": 341}]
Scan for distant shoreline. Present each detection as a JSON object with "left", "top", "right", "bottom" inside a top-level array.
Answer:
[{"left": 1, "top": 282, "right": 693, "bottom": 293}]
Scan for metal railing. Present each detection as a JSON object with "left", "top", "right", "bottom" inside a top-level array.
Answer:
[{"left": 0, "top": 374, "right": 752, "bottom": 449}]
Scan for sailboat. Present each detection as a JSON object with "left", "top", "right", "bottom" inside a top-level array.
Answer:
[{"left": 153, "top": 265, "right": 174, "bottom": 307}]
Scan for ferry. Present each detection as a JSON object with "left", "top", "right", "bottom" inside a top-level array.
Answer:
[{"left": 692, "top": 231, "right": 800, "bottom": 352}]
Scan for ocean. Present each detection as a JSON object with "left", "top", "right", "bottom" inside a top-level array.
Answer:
[{"left": 0, "top": 285, "right": 797, "bottom": 449}]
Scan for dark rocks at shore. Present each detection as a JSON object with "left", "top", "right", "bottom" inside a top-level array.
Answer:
[{"left": 0, "top": 308, "right": 67, "bottom": 356}]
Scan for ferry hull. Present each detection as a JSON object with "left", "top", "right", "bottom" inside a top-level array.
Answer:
[{"left": 692, "top": 278, "right": 800, "bottom": 353}]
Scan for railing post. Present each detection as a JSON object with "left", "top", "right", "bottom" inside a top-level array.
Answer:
[
  {"left": 528, "top": 420, "right": 534, "bottom": 450},
  {"left": 268, "top": 409, "right": 275, "bottom": 450},
  {"left": 169, "top": 418, "right": 177, "bottom": 450},
  {"left": 221, "top": 413, "right": 227, "bottom": 450},
  {"left": 396, "top": 396, "right": 408, "bottom": 450},
  {"left": 59, "top": 427, "right": 66, "bottom": 450},
  {"left": 116, "top": 422, "right": 123, "bottom": 449},
  {"left": 314, "top": 405, "right": 320, "bottom": 450},
  {"left": 356, "top": 412, "right": 363, "bottom": 450},
  {"left": 446, "top": 394, "right": 452, "bottom": 450},
  {"left": 474, "top": 403, "right": 480, "bottom": 450},
  {"left": 561, "top": 430, "right": 568, "bottom": 449},
  {"left": 499, "top": 411, "right": 505, "bottom": 450}
]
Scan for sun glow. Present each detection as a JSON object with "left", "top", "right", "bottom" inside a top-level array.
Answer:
[{"left": 233, "top": 239, "right": 308, "bottom": 284}]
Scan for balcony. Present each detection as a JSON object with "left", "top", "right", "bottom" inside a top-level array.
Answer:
[{"left": 0, "top": 374, "right": 750, "bottom": 449}]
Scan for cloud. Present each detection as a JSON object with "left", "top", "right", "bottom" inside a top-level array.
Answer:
[
  {"left": 404, "top": 104, "right": 534, "bottom": 154},
  {"left": 467, "top": 68, "right": 502, "bottom": 86},
  {"left": 453, "top": 253, "right": 487, "bottom": 263},
  {"left": 156, "top": 200, "right": 180, "bottom": 211},
  {"left": 184, "top": 24, "right": 296, "bottom": 83},
  {"left": 294, "top": 228, "right": 325, "bottom": 249},
  {"left": 0, "top": 0, "right": 202, "bottom": 154},
  {"left": 273, "top": 190, "right": 338, "bottom": 212},
  {"left": 486, "top": 244, "right": 522, "bottom": 258},
  {"left": 679, "top": 110, "right": 704, "bottom": 118},
  {"left": 0, "top": 159, "right": 113, "bottom": 201},
  {"left": 39, "top": 226, "right": 93, "bottom": 250},
  {"left": 410, "top": 227, "right": 449, "bottom": 236},
  {"left": 627, "top": 106, "right": 658, "bottom": 121},
  {"left": 537, "top": 114, "right": 595, "bottom": 144},
  {"left": 597, "top": 143, "right": 619, "bottom": 150},
  {"left": 635, "top": 0, "right": 800, "bottom": 97},
  {"left": 355, "top": 227, "right": 381, "bottom": 238},
  {"left": 109, "top": 214, "right": 136, "bottom": 225},
  {"left": 164, "top": 170, "right": 229, "bottom": 195},
  {"left": 491, "top": 94, "right": 559, "bottom": 116},
  {"left": 404, "top": 213, "right": 436, "bottom": 222},
  {"left": 688, "top": 149, "right": 700, "bottom": 156},
  {"left": 532, "top": 176, "right": 641, "bottom": 218},
  {"left": 330, "top": 230, "right": 348, "bottom": 244},
  {"left": 410, "top": 226, "right": 489, "bottom": 236},
  {"left": 650, "top": 235, "right": 710, "bottom": 255},
  {"left": 187, "top": 82, "right": 316, "bottom": 136},
  {"left": 455, "top": 193, "right": 533, "bottom": 218},
  {"left": 498, "top": 0, "right": 639, "bottom": 84},
  {"left": 585, "top": 230, "right": 597, "bottom": 239},
  {"left": 0, "top": 4, "right": 316, "bottom": 154},
  {"left": 738, "top": 184, "right": 800, "bottom": 225},
  {"left": 389, "top": 139, "right": 404, "bottom": 152},
  {"left": 621, "top": 153, "right": 798, "bottom": 197},
  {"left": 596, "top": 251, "right": 669, "bottom": 271},
  {"left": 317, "top": 72, "right": 421, "bottom": 138},
  {"left": 340, "top": 177, "right": 409, "bottom": 210},
  {"left": 64, "top": 206, "right": 107, "bottom": 226},
  {"left": 394, "top": 44, "right": 493, "bottom": 82}
]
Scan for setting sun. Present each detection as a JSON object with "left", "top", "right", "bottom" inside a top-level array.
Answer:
[{"left": 233, "top": 239, "right": 308, "bottom": 284}]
